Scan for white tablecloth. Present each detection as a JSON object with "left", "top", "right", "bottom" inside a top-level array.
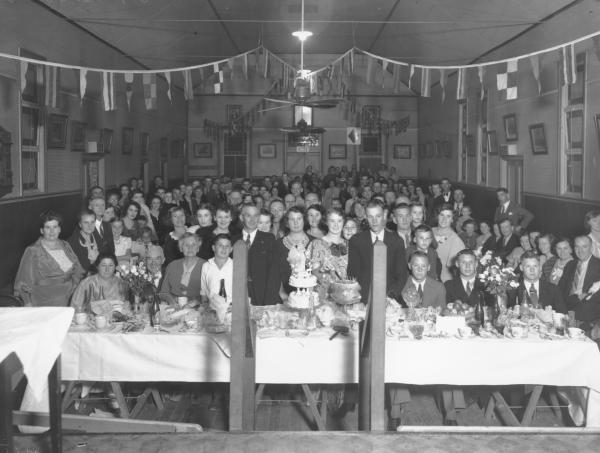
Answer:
[
  {"left": 0, "top": 307, "right": 73, "bottom": 399},
  {"left": 62, "top": 330, "right": 231, "bottom": 383},
  {"left": 255, "top": 328, "right": 359, "bottom": 384}
]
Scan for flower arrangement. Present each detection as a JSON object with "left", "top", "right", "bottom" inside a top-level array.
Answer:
[
  {"left": 477, "top": 250, "right": 519, "bottom": 295},
  {"left": 116, "top": 261, "right": 161, "bottom": 297}
]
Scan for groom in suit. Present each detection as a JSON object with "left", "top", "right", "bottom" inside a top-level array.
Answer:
[
  {"left": 444, "top": 248, "right": 484, "bottom": 306},
  {"left": 240, "top": 204, "right": 282, "bottom": 306},
  {"left": 347, "top": 200, "right": 408, "bottom": 304},
  {"left": 401, "top": 251, "right": 446, "bottom": 308}
]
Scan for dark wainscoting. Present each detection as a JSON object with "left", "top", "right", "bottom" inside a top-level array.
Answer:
[
  {"left": 0, "top": 192, "right": 83, "bottom": 293},
  {"left": 453, "top": 183, "right": 599, "bottom": 238}
]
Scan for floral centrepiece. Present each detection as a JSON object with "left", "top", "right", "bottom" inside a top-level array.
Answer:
[
  {"left": 116, "top": 261, "right": 161, "bottom": 298},
  {"left": 477, "top": 250, "right": 519, "bottom": 296}
]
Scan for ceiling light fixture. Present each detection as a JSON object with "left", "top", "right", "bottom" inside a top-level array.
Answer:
[{"left": 292, "top": 30, "right": 312, "bottom": 41}]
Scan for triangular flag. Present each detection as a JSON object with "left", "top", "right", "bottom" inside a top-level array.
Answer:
[
  {"left": 124, "top": 72, "right": 134, "bottom": 110},
  {"left": 496, "top": 60, "right": 518, "bottom": 100},
  {"left": 263, "top": 49, "right": 269, "bottom": 78},
  {"left": 456, "top": 67, "right": 467, "bottom": 100},
  {"left": 559, "top": 44, "right": 576, "bottom": 86},
  {"left": 20, "top": 61, "right": 28, "bottom": 94},
  {"left": 350, "top": 49, "right": 354, "bottom": 73},
  {"left": 243, "top": 53, "right": 249, "bottom": 79},
  {"left": 593, "top": 36, "right": 600, "bottom": 63},
  {"left": 408, "top": 65, "right": 415, "bottom": 90},
  {"left": 143, "top": 73, "right": 157, "bottom": 110},
  {"left": 164, "top": 72, "right": 172, "bottom": 103},
  {"left": 420, "top": 67, "right": 431, "bottom": 97},
  {"left": 44, "top": 66, "right": 58, "bottom": 108},
  {"left": 381, "top": 60, "right": 389, "bottom": 88},
  {"left": 79, "top": 69, "right": 87, "bottom": 104},
  {"left": 227, "top": 58, "right": 235, "bottom": 80},
  {"left": 214, "top": 63, "right": 223, "bottom": 94},
  {"left": 183, "top": 70, "right": 193, "bottom": 100},
  {"left": 529, "top": 55, "right": 541, "bottom": 95},
  {"left": 392, "top": 64, "right": 400, "bottom": 93},
  {"left": 478, "top": 66, "right": 485, "bottom": 99},
  {"left": 366, "top": 56, "right": 374, "bottom": 84},
  {"left": 102, "top": 71, "right": 115, "bottom": 111},
  {"left": 439, "top": 68, "right": 447, "bottom": 101}
]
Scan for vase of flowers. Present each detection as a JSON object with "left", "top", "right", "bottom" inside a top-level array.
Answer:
[
  {"left": 477, "top": 250, "right": 519, "bottom": 327},
  {"left": 116, "top": 261, "right": 161, "bottom": 311}
]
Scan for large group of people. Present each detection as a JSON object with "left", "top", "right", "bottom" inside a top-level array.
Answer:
[{"left": 12, "top": 165, "right": 600, "bottom": 332}]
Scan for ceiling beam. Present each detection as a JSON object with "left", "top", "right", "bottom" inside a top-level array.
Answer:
[
  {"left": 367, "top": 0, "right": 402, "bottom": 52},
  {"left": 206, "top": 0, "right": 242, "bottom": 55}
]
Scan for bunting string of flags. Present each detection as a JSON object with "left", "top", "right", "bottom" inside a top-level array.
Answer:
[{"left": 5, "top": 29, "right": 600, "bottom": 114}]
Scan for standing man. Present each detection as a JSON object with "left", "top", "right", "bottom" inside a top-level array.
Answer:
[
  {"left": 240, "top": 204, "right": 282, "bottom": 305},
  {"left": 440, "top": 178, "right": 454, "bottom": 204},
  {"left": 392, "top": 203, "right": 412, "bottom": 249},
  {"left": 88, "top": 196, "right": 114, "bottom": 254},
  {"left": 347, "top": 200, "right": 408, "bottom": 303},
  {"left": 493, "top": 187, "right": 534, "bottom": 234},
  {"left": 453, "top": 189, "right": 466, "bottom": 218}
]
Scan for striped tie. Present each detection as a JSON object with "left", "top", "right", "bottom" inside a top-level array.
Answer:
[
  {"left": 529, "top": 283, "right": 539, "bottom": 308},
  {"left": 466, "top": 281, "right": 472, "bottom": 296},
  {"left": 571, "top": 262, "right": 583, "bottom": 295}
]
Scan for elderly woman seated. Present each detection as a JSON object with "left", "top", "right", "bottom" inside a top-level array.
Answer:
[
  {"left": 71, "top": 253, "right": 126, "bottom": 311},
  {"left": 159, "top": 232, "right": 206, "bottom": 305}
]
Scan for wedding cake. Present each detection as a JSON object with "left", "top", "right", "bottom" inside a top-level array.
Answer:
[{"left": 286, "top": 244, "right": 318, "bottom": 310}]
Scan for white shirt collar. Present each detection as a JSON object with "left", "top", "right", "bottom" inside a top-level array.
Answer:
[
  {"left": 461, "top": 277, "right": 476, "bottom": 288},
  {"left": 525, "top": 280, "right": 539, "bottom": 292},
  {"left": 412, "top": 278, "right": 425, "bottom": 288},
  {"left": 95, "top": 219, "right": 102, "bottom": 228},
  {"left": 502, "top": 201, "right": 510, "bottom": 210},
  {"left": 370, "top": 230, "right": 385, "bottom": 244},
  {"left": 243, "top": 228, "right": 258, "bottom": 244}
]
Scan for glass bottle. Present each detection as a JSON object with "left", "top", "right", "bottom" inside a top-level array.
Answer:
[
  {"left": 150, "top": 294, "right": 161, "bottom": 331},
  {"left": 218, "top": 278, "right": 227, "bottom": 299},
  {"left": 476, "top": 291, "right": 485, "bottom": 327}
]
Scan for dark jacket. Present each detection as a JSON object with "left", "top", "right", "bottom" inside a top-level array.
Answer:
[
  {"left": 558, "top": 256, "right": 600, "bottom": 323},
  {"left": 347, "top": 229, "right": 408, "bottom": 303},
  {"left": 444, "top": 277, "right": 485, "bottom": 307},
  {"left": 247, "top": 231, "right": 282, "bottom": 306},
  {"left": 494, "top": 234, "right": 520, "bottom": 263},
  {"left": 517, "top": 280, "right": 567, "bottom": 314}
]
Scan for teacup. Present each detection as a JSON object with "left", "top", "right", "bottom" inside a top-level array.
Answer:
[
  {"left": 177, "top": 296, "right": 188, "bottom": 308},
  {"left": 95, "top": 315, "right": 107, "bottom": 330},
  {"left": 568, "top": 327, "right": 585, "bottom": 339},
  {"left": 75, "top": 312, "right": 88, "bottom": 325}
]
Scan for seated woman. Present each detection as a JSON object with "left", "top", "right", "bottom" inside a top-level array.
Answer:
[
  {"left": 546, "top": 237, "right": 574, "bottom": 285},
  {"left": 476, "top": 220, "right": 495, "bottom": 254},
  {"left": 162, "top": 206, "right": 188, "bottom": 266},
  {"left": 188, "top": 203, "right": 216, "bottom": 260},
  {"left": 14, "top": 211, "right": 85, "bottom": 307},
  {"left": 121, "top": 200, "right": 144, "bottom": 240},
  {"left": 200, "top": 204, "right": 239, "bottom": 260},
  {"left": 111, "top": 218, "right": 133, "bottom": 266},
  {"left": 537, "top": 233, "right": 556, "bottom": 277},
  {"left": 68, "top": 209, "right": 100, "bottom": 274},
  {"left": 160, "top": 233, "right": 206, "bottom": 304},
  {"left": 506, "top": 233, "right": 533, "bottom": 270},
  {"left": 71, "top": 253, "right": 126, "bottom": 311}
]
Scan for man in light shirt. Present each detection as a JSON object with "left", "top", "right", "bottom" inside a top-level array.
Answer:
[
  {"left": 200, "top": 234, "right": 233, "bottom": 322},
  {"left": 392, "top": 203, "right": 412, "bottom": 249}
]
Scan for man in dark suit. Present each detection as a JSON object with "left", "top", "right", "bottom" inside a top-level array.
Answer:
[
  {"left": 493, "top": 187, "right": 534, "bottom": 234},
  {"left": 445, "top": 249, "right": 484, "bottom": 306},
  {"left": 494, "top": 219, "right": 520, "bottom": 263},
  {"left": 519, "top": 251, "right": 567, "bottom": 313},
  {"left": 240, "top": 204, "right": 282, "bottom": 306},
  {"left": 348, "top": 200, "right": 408, "bottom": 304},
  {"left": 401, "top": 251, "right": 446, "bottom": 308},
  {"left": 89, "top": 196, "right": 114, "bottom": 254},
  {"left": 558, "top": 235, "right": 600, "bottom": 326}
]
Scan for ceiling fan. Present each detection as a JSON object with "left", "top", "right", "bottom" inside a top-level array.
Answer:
[{"left": 263, "top": 0, "right": 345, "bottom": 117}]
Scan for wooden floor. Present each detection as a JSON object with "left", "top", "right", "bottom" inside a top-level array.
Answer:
[
  {"left": 14, "top": 431, "right": 600, "bottom": 453},
  {"left": 62, "top": 383, "right": 570, "bottom": 431}
]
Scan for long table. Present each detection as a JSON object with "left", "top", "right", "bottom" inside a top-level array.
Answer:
[{"left": 59, "top": 327, "right": 600, "bottom": 427}]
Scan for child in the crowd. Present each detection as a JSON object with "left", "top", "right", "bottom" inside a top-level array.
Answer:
[
  {"left": 405, "top": 224, "right": 442, "bottom": 281},
  {"left": 459, "top": 219, "right": 478, "bottom": 250},
  {"left": 455, "top": 205, "right": 474, "bottom": 232},
  {"left": 132, "top": 226, "right": 157, "bottom": 261}
]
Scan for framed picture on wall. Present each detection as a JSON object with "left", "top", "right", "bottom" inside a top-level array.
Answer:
[
  {"left": 193, "top": 142, "right": 212, "bottom": 158},
  {"left": 503, "top": 114, "right": 518, "bottom": 141},
  {"left": 227, "top": 104, "right": 242, "bottom": 122},
  {"left": 487, "top": 130, "right": 498, "bottom": 155},
  {"left": 258, "top": 143, "right": 276, "bottom": 159},
  {"left": 140, "top": 132, "right": 149, "bottom": 156},
  {"left": 47, "top": 114, "right": 68, "bottom": 149},
  {"left": 329, "top": 144, "right": 347, "bottom": 160},
  {"left": 393, "top": 144, "right": 411, "bottom": 159},
  {"left": 99, "top": 128, "right": 113, "bottom": 154},
  {"left": 528, "top": 123, "right": 548, "bottom": 155},
  {"left": 70, "top": 121, "right": 86, "bottom": 152},
  {"left": 122, "top": 127, "right": 134, "bottom": 155}
]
